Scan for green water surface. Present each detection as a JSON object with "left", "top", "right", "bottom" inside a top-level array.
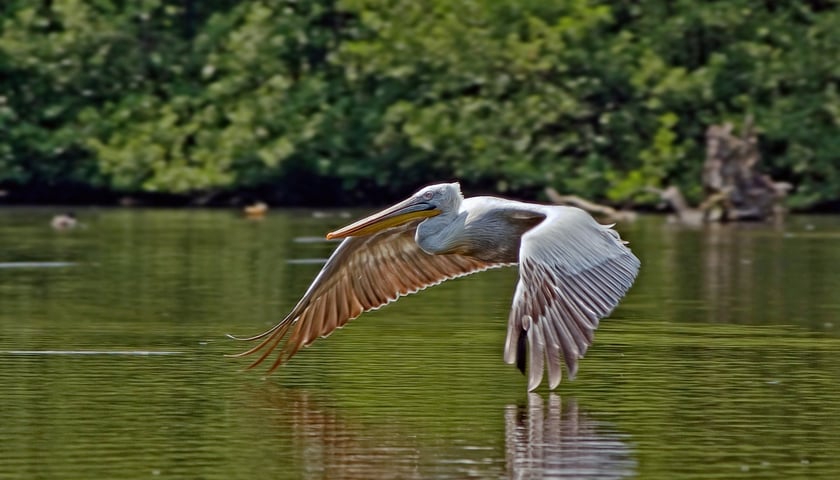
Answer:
[{"left": 1, "top": 208, "right": 839, "bottom": 479}]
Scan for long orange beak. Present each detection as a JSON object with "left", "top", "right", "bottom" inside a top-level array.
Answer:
[{"left": 326, "top": 197, "right": 441, "bottom": 239}]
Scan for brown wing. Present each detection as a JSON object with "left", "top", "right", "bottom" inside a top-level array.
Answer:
[{"left": 230, "top": 220, "right": 499, "bottom": 373}]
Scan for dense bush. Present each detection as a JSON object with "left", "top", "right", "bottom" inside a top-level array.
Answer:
[{"left": 1, "top": 0, "right": 837, "bottom": 207}]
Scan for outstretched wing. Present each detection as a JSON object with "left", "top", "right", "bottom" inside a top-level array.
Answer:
[
  {"left": 503, "top": 206, "right": 640, "bottom": 391},
  {"left": 230, "top": 220, "right": 498, "bottom": 373}
]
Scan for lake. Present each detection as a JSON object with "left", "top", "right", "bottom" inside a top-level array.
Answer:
[{"left": 1, "top": 207, "right": 839, "bottom": 479}]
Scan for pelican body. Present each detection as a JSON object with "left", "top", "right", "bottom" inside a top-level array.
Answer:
[{"left": 231, "top": 182, "right": 640, "bottom": 390}]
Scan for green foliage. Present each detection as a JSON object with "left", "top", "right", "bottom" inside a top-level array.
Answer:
[{"left": 1, "top": 0, "right": 838, "bottom": 206}]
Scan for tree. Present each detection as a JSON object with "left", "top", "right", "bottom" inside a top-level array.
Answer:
[{"left": 1, "top": 0, "right": 837, "bottom": 207}]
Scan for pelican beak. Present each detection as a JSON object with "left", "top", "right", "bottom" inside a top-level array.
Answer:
[{"left": 326, "top": 197, "right": 441, "bottom": 239}]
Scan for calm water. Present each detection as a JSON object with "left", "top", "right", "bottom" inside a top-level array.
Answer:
[{"left": 1, "top": 207, "right": 839, "bottom": 479}]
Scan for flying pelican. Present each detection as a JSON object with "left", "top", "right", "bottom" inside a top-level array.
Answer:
[{"left": 230, "top": 182, "right": 640, "bottom": 390}]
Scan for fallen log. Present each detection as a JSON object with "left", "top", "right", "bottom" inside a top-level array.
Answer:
[{"left": 544, "top": 188, "right": 637, "bottom": 223}]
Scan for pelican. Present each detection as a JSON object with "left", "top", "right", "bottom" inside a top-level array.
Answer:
[{"left": 230, "top": 182, "right": 640, "bottom": 390}]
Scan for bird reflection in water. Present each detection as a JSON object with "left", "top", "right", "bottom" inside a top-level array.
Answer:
[
  {"left": 505, "top": 394, "right": 636, "bottom": 479},
  {"left": 251, "top": 388, "right": 425, "bottom": 479},
  {"left": 249, "top": 387, "right": 635, "bottom": 479}
]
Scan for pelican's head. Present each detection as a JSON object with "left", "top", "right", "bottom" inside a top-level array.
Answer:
[{"left": 326, "top": 182, "right": 462, "bottom": 239}]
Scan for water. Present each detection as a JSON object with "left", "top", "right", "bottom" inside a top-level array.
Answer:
[{"left": 1, "top": 207, "right": 839, "bottom": 479}]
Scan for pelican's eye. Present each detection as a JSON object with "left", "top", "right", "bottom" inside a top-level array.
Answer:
[{"left": 422, "top": 191, "right": 434, "bottom": 200}]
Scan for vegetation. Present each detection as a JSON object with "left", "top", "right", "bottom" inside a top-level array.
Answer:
[{"left": 1, "top": 0, "right": 838, "bottom": 207}]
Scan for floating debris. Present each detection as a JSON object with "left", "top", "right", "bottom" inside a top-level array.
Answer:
[
  {"left": 3, "top": 350, "right": 181, "bottom": 356},
  {"left": 51, "top": 213, "right": 78, "bottom": 230},
  {"left": 286, "top": 258, "right": 328, "bottom": 265},
  {"left": 0, "top": 262, "right": 77, "bottom": 269},
  {"left": 243, "top": 201, "right": 268, "bottom": 219},
  {"left": 312, "top": 211, "right": 351, "bottom": 219},
  {"left": 293, "top": 236, "right": 341, "bottom": 243}
]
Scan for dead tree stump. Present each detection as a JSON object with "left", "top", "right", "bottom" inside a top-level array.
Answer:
[{"left": 702, "top": 118, "right": 789, "bottom": 221}]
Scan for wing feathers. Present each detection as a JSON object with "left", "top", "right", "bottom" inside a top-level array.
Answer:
[
  {"left": 231, "top": 220, "right": 498, "bottom": 373},
  {"left": 322, "top": 290, "right": 339, "bottom": 336},
  {"left": 506, "top": 206, "right": 640, "bottom": 391},
  {"left": 540, "top": 317, "right": 563, "bottom": 387},
  {"left": 527, "top": 318, "right": 546, "bottom": 391}
]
